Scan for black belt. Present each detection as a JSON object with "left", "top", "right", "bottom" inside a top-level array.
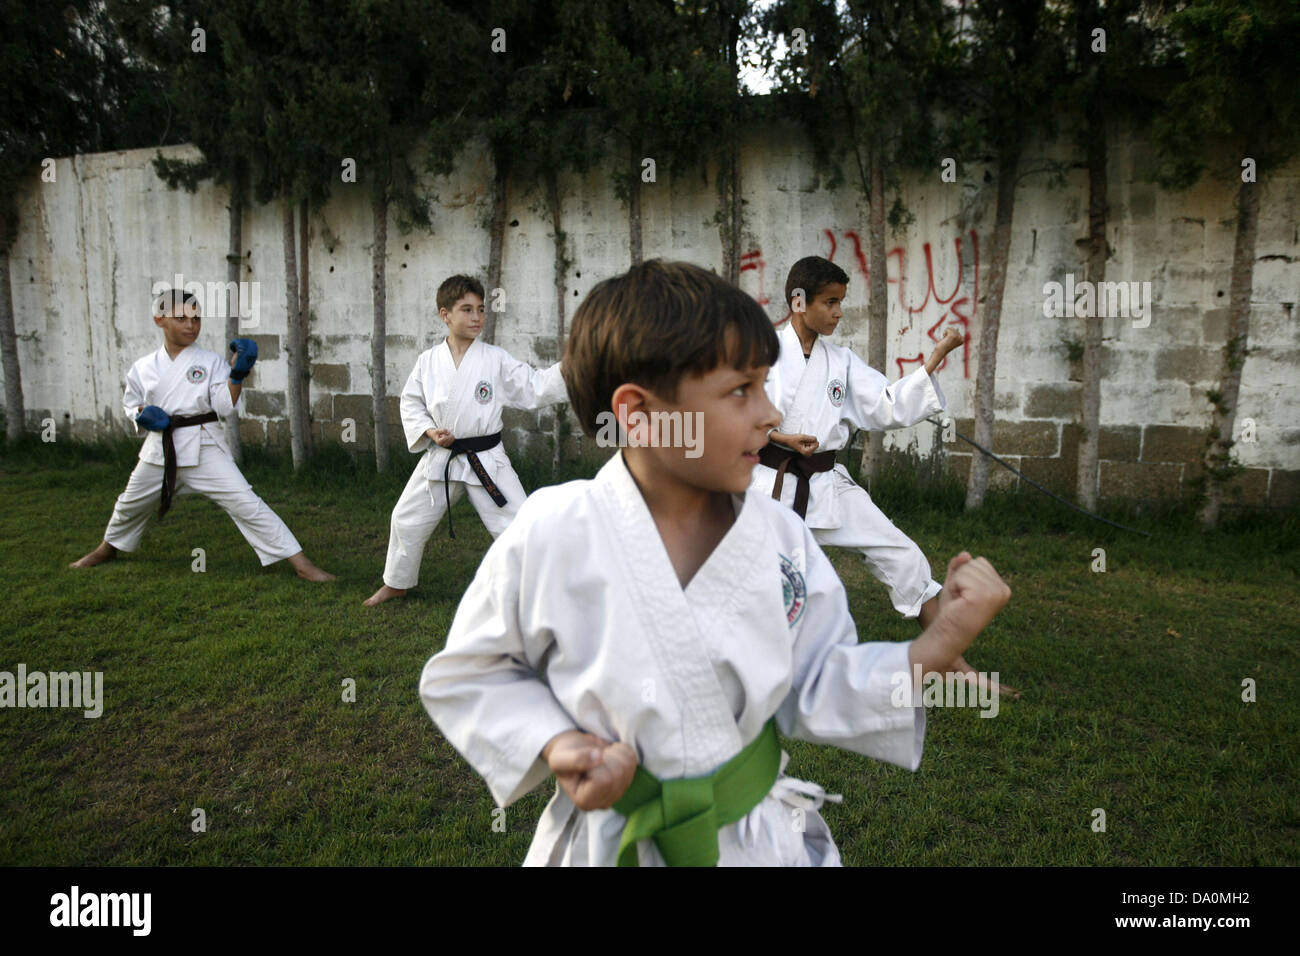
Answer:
[
  {"left": 160, "top": 412, "right": 219, "bottom": 518},
  {"left": 758, "top": 442, "right": 836, "bottom": 520},
  {"left": 442, "top": 432, "right": 506, "bottom": 539}
]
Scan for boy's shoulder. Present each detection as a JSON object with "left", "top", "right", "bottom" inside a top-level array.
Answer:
[
  {"left": 133, "top": 344, "right": 222, "bottom": 368},
  {"left": 476, "top": 340, "right": 522, "bottom": 367},
  {"left": 414, "top": 341, "right": 443, "bottom": 362},
  {"left": 513, "top": 477, "right": 596, "bottom": 531},
  {"left": 824, "top": 337, "right": 885, "bottom": 379},
  {"left": 493, "top": 477, "right": 604, "bottom": 562},
  {"left": 818, "top": 335, "right": 857, "bottom": 365},
  {"left": 191, "top": 345, "right": 223, "bottom": 365},
  {"left": 745, "top": 490, "right": 815, "bottom": 550}
]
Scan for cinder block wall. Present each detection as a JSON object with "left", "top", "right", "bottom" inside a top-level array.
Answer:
[{"left": 7, "top": 120, "right": 1298, "bottom": 507}]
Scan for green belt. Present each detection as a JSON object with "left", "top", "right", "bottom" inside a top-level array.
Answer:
[{"left": 611, "top": 718, "right": 781, "bottom": 867}]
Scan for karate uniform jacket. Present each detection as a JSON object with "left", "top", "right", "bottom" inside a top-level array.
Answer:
[
  {"left": 420, "top": 451, "right": 926, "bottom": 866},
  {"left": 400, "top": 339, "right": 568, "bottom": 486},
  {"left": 123, "top": 345, "right": 242, "bottom": 466},
  {"left": 748, "top": 323, "right": 947, "bottom": 529}
]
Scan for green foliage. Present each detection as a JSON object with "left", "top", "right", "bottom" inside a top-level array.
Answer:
[
  {"left": 758, "top": 1, "right": 958, "bottom": 208},
  {"left": 946, "top": 0, "right": 1071, "bottom": 162},
  {"left": 1152, "top": 0, "right": 1300, "bottom": 190},
  {"left": 0, "top": 0, "right": 171, "bottom": 240},
  {"left": 585, "top": 2, "right": 741, "bottom": 205}
]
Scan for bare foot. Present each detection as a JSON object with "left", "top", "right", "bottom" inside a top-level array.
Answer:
[
  {"left": 287, "top": 552, "right": 336, "bottom": 582},
  {"left": 363, "top": 584, "right": 407, "bottom": 606},
  {"left": 951, "top": 653, "right": 1020, "bottom": 700},
  {"left": 70, "top": 541, "right": 117, "bottom": 568}
]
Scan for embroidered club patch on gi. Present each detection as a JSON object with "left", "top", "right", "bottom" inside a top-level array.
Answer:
[
  {"left": 779, "top": 553, "right": 806, "bottom": 627},
  {"left": 474, "top": 381, "right": 493, "bottom": 404},
  {"left": 186, "top": 365, "right": 206, "bottom": 384},
  {"left": 827, "top": 378, "right": 845, "bottom": 407}
]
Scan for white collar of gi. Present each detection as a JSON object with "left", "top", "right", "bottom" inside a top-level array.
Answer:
[
  {"left": 441, "top": 336, "right": 480, "bottom": 365},
  {"left": 158, "top": 343, "right": 196, "bottom": 366},
  {"left": 781, "top": 320, "right": 823, "bottom": 360},
  {"left": 596, "top": 450, "right": 761, "bottom": 584},
  {"left": 593, "top": 450, "right": 759, "bottom": 758}
]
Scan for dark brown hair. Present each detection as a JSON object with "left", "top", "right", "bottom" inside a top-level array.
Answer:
[
  {"left": 563, "top": 260, "right": 779, "bottom": 437},
  {"left": 437, "top": 275, "right": 485, "bottom": 313},
  {"left": 784, "top": 256, "right": 849, "bottom": 312},
  {"left": 152, "top": 288, "right": 200, "bottom": 318}
]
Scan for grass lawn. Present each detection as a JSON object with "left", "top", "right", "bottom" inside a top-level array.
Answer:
[{"left": 1, "top": 437, "right": 1296, "bottom": 866}]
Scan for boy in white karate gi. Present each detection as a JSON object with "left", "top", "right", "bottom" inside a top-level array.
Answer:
[
  {"left": 754, "top": 256, "right": 1014, "bottom": 696},
  {"left": 364, "top": 275, "right": 568, "bottom": 606},
  {"left": 420, "top": 260, "right": 1012, "bottom": 866},
  {"left": 71, "top": 289, "right": 334, "bottom": 581}
]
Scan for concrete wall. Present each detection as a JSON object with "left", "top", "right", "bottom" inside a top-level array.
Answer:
[{"left": 5, "top": 121, "right": 1298, "bottom": 506}]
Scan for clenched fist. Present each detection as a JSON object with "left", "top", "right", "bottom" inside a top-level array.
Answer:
[
  {"left": 911, "top": 551, "right": 1011, "bottom": 674},
  {"left": 924, "top": 327, "right": 964, "bottom": 373},
  {"left": 542, "top": 730, "right": 639, "bottom": 811}
]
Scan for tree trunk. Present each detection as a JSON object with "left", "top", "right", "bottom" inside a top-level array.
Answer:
[
  {"left": 371, "top": 182, "right": 389, "bottom": 473},
  {"left": 282, "top": 199, "right": 306, "bottom": 470},
  {"left": 483, "top": 160, "right": 509, "bottom": 346},
  {"left": 224, "top": 162, "right": 245, "bottom": 463},
  {"left": 1076, "top": 2, "right": 1105, "bottom": 510},
  {"left": 1199, "top": 178, "right": 1259, "bottom": 529},
  {"left": 297, "top": 197, "right": 313, "bottom": 458},
  {"left": 717, "top": 147, "right": 741, "bottom": 285},
  {"left": 722, "top": 2, "right": 743, "bottom": 286},
  {"left": 0, "top": 208, "right": 23, "bottom": 443},
  {"left": 1076, "top": 115, "right": 1107, "bottom": 512},
  {"left": 547, "top": 168, "right": 567, "bottom": 476},
  {"left": 859, "top": 145, "right": 888, "bottom": 486},
  {"left": 629, "top": 137, "right": 643, "bottom": 267},
  {"left": 965, "top": 144, "right": 1020, "bottom": 510}
]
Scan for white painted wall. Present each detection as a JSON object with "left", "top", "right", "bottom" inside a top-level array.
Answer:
[{"left": 5, "top": 123, "right": 1298, "bottom": 486}]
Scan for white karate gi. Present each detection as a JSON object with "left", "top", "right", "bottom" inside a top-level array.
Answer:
[
  {"left": 747, "top": 323, "right": 947, "bottom": 618},
  {"left": 420, "top": 450, "right": 926, "bottom": 867},
  {"left": 382, "top": 338, "right": 567, "bottom": 589},
  {"left": 102, "top": 345, "right": 301, "bottom": 565}
]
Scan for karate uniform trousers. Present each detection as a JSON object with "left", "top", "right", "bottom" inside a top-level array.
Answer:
[{"left": 104, "top": 437, "right": 301, "bottom": 566}]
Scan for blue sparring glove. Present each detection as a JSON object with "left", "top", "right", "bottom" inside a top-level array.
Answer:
[
  {"left": 135, "top": 405, "right": 171, "bottom": 431},
  {"left": 229, "top": 338, "right": 258, "bottom": 382}
]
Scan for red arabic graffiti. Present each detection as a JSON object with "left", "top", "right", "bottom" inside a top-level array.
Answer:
[
  {"left": 740, "top": 230, "right": 978, "bottom": 379},
  {"left": 823, "top": 228, "right": 978, "bottom": 379},
  {"left": 739, "top": 249, "right": 770, "bottom": 306}
]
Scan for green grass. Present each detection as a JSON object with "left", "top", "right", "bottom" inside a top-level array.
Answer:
[{"left": 0, "top": 436, "right": 1296, "bottom": 866}]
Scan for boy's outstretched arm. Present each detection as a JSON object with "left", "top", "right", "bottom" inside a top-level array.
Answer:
[
  {"left": 846, "top": 350, "right": 946, "bottom": 431},
  {"left": 909, "top": 552, "right": 1011, "bottom": 674},
  {"left": 499, "top": 354, "right": 569, "bottom": 410}
]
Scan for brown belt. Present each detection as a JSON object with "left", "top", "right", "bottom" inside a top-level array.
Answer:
[
  {"left": 160, "top": 412, "right": 219, "bottom": 518},
  {"left": 758, "top": 442, "right": 836, "bottom": 519}
]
